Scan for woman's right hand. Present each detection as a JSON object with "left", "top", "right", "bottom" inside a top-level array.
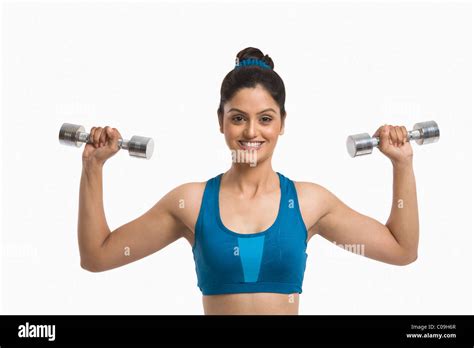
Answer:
[{"left": 82, "top": 126, "right": 123, "bottom": 167}]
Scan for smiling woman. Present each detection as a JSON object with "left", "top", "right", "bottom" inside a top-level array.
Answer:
[{"left": 78, "top": 46, "right": 419, "bottom": 315}]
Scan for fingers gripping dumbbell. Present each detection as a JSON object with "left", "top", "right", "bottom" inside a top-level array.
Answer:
[
  {"left": 346, "top": 120, "right": 440, "bottom": 158},
  {"left": 59, "top": 123, "right": 154, "bottom": 159}
]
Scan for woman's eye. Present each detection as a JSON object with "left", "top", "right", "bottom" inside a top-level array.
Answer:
[
  {"left": 231, "top": 115, "right": 272, "bottom": 123},
  {"left": 232, "top": 115, "right": 244, "bottom": 122}
]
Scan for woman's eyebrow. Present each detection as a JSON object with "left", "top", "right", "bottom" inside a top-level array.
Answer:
[{"left": 228, "top": 108, "right": 276, "bottom": 114}]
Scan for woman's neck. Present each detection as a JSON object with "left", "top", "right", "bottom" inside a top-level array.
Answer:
[{"left": 222, "top": 162, "right": 278, "bottom": 198}]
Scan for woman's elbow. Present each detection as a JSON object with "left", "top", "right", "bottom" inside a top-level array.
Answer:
[
  {"left": 80, "top": 258, "right": 107, "bottom": 273},
  {"left": 395, "top": 252, "right": 418, "bottom": 266}
]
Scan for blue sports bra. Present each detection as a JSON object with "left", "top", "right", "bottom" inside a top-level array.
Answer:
[{"left": 192, "top": 172, "right": 308, "bottom": 295}]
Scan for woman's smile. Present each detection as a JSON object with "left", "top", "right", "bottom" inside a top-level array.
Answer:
[{"left": 238, "top": 140, "right": 265, "bottom": 150}]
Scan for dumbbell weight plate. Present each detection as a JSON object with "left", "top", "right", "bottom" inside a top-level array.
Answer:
[
  {"left": 58, "top": 123, "right": 85, "bottom": 147},
  {"left": 346, "top": 133, "right": 376, "bottom": 158},
  {"left": 129, "top": 136, "right": 154, "bottom": 160},
  {"left": 413, "top": 121, "right": 440, "bottom": 145}
]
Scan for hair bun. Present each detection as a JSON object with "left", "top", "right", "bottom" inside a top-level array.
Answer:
[{"left": 236, "top": 47, "right": 274, "bottom": 70}]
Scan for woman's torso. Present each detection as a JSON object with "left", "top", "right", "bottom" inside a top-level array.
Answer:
[{"left": 176, "top": 173, "right": 326, "bottom": 315}]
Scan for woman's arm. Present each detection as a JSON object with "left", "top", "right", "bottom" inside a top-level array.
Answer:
[
  {"left": 77, "top": 124, "right": 193, "bottom": 272},
  {"left": 385, "top": 162, "right": 419, "bottom": 261},
  {"left": 78, "top": 160, "right": 192, "bottom": 272},
  {"left": 313, "top": 164, "right": 418, "bottom": 265},
  {"left": 313, "top": 124, "right": 419, "bottom": 265},
  {"left": 77, "top": 162, "right": 111, "bottom": 270}
]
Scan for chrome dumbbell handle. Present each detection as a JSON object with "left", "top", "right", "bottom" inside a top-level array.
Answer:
[
  {"left": 346, "top": 120, "right": 440, "bottom": 157},
  {"left": 73, "top": 127, "right": 126, "bottom": 148},
  {"left": 59, "top": 123, "right": 154, "bottom": 159},
  {"left": 362, "top": 128, "right": 423, "bottom": 148}
]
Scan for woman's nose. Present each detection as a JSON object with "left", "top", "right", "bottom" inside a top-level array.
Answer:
[{"left": 243, "top": 120, "right": 257, "bottom": 138}]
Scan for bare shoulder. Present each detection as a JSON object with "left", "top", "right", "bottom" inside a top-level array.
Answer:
[
  {"left": 165, "top": 181, "right": 207, "bottom": 236},
  {"left": 293, "top": 181, "right": 333, "bottom": 237},
  {"left": 294, "top": 181, "right": 334, "bottom": 208},
  {"left": 293, "top": 181, "right": 332, "bottom": 212},
  {"left": 166, "top": 181, "right": 207, "bottom": 209}
]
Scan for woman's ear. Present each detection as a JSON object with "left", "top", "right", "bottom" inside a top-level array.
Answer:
[
  {"left": 280, "top": 116, "right": 285, "bottom": 135},
  {"left": 218, "top": 113, "right": 224, "bottom": 134}
]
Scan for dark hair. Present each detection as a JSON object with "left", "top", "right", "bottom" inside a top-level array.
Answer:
[{"left": 217, "top": 47, "right": 286, "bottom": 124}]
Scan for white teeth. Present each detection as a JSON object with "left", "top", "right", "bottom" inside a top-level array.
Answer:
[{"left": 240, "top": 141, "right": 263, "bottom": 147}]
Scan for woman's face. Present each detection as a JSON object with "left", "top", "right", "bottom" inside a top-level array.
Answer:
[{"left": 219, "top": 84, "right": 285, "bottom": 166}]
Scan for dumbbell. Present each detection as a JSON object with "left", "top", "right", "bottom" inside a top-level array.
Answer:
[
  {"left": 346, "top": 120, "right": 440, "bottom": 157},
  {"left": 59, "top": 123, "right": 154, "bottom": 159}
]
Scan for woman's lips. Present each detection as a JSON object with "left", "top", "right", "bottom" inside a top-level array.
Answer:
[{"left": 238, "top": 141, "right": 265, "bottom": 150}]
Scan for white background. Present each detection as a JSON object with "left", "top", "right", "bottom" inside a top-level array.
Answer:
[{"left": 1, "top": 0, "right": 472, "bottom": 314}]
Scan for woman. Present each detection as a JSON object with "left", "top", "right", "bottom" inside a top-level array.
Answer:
[{"left": 78, "top": 47, "right": 419, "bottom": 315}]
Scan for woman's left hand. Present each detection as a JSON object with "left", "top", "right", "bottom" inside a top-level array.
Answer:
[{"left": 372, "top": 124, "right": 413, "bottom": 166}]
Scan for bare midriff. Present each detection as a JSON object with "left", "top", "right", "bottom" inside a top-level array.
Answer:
[{"left": 202, "top": 292, "right": 300, "bottom": 315}]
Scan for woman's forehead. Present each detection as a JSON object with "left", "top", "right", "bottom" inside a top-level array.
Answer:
[{"left": 225, "top": 87, "right": 278, "bottom": 112}]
